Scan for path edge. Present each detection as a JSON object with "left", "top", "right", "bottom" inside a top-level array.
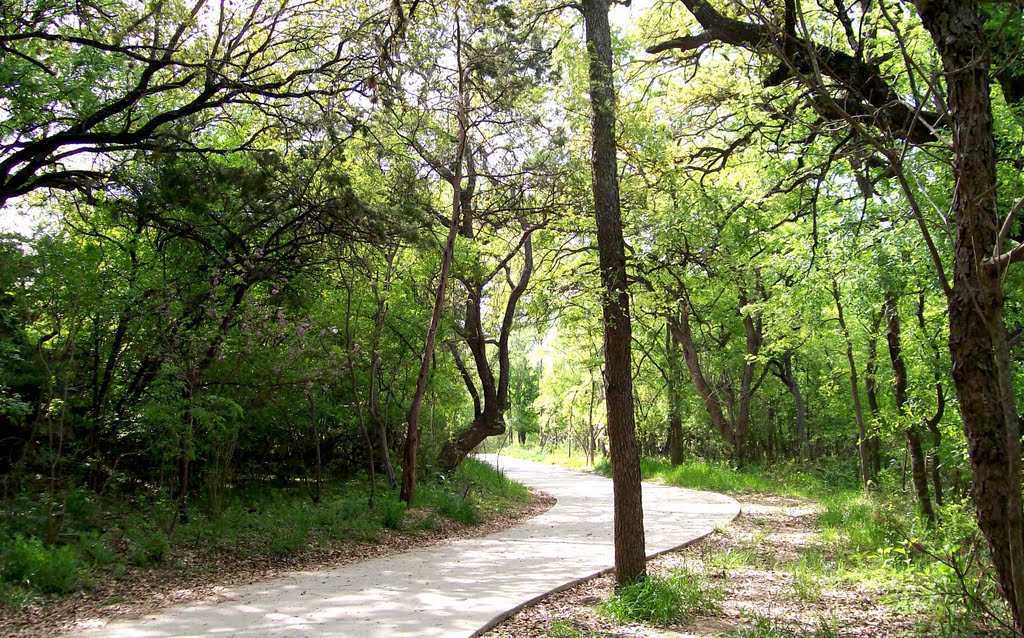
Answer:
[{"left": 469, "top": 487, "right": 741, "bottom": 637}]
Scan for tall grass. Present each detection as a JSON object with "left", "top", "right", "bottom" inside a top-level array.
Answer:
[{"left": 597, "top": 568, "right": 723, "bottom": 625}]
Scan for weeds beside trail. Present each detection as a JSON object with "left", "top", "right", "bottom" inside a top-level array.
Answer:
[
  {"left": 0, "top": 458, "right": 542, "bottom": 638},
  {"left": 486, "top": 445, "right": 1012, "bottom": 637}
]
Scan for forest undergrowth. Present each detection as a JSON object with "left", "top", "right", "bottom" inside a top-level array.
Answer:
[
  {"left": 488, "top": 445, "right": 1012, "bottom": 637},
  {"left": 0, "top": 458, "right": 541, "bottom": 637}
]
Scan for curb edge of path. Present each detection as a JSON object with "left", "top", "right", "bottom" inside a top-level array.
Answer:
[{"left": 469, "top": 486, "right": 742, "bottom": 637}]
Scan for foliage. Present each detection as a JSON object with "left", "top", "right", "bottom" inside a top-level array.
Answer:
[
  {"left": 1, "top": 535, "right": 86, "bottom": 595},
  {"left": 0, "top": 0, "right": 1021, "bottom": 619}
]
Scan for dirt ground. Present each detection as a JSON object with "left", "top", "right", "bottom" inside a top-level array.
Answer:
[
  {"left": 0, "top": 489, "right": 555, "bottom": 638},
  {"left": 483, "top": 494, "right": 920, "bottom": 638}
]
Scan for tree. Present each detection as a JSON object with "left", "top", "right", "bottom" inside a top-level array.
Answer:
[
  {"left": 580, "top": 0, "right": 646, "bottom": 586},
  {"left": 0, "top": 0, "right": 384, "bottom": 207}
]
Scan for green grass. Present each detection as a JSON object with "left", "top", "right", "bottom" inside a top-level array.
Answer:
[
  {"left": 512, "top": 446, "right": 1014, "bottom": 636},
  {"left": 0, "top": 458, "right": 530, "bottom": 605},
  {"left": 597, "top": 568, "right": 723, "bottom": 625},
  {"left": 727, "top": 613, "right": 840, "bottom": 638},
  {"left": 491, "top": 444, "right": 597, "bottom": 471},
  {"left": 1, "top": 535, "right": 87, "bottom": 594},
  {"left": 546, "top": 620, "right": 610, "bottom": 638}
]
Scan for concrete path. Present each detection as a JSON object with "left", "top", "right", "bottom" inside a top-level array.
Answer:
[{"left": 66, "top": 456, "right": 739, "bottom": 638}]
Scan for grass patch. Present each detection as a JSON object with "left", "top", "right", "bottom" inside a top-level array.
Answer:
[
  {"left": 597, "top": 568, "right": 722, "bottom": 625},
  {"left": 546, "top": 620, "right": 611, "bottom": 638},
  {"left": 487, "top": 444, "right": 597, "bottom": 471},
  {"left": 0, "top": 458, "right": 530, "bottom": 606},
  {"left": 727, "top": 613, "right": 839, "bottom": 638}
]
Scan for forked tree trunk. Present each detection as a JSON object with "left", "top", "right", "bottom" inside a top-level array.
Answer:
[
  {"left": 772, "top": 351, "right": 812, "bottom": 462},
  {"left": 582, "top": 0, "right": 646, "bottom": 586}
]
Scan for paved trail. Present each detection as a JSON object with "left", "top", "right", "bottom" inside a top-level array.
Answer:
[{"left": 67, "top": 456, "right": 739, "bottom": 638}]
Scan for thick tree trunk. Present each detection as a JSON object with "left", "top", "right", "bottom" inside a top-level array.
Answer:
[
  {"left": 582, "top": 0, "right": 646, "bottom": 586},
  {"left": 912, "top": 0, "right": 1024, "bottom": 624},
  {"left": 883, "top": 293, "right": 936, "bottom": 524}
]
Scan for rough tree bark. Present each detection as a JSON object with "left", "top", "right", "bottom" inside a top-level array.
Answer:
[
  {"left": 648, "top": 0, "right": 1024, "bottom": 621},
  {"left": 912, "top": 0, "right": 1024, "bottom": 620},
  {"left": 581, "top": 0, "right": 646, "bottom": 586}
]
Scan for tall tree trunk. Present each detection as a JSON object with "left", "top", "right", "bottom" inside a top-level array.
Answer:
[
  {"left": 400, "top": 19, "right": 467, "bottom": 503},
  {"left": 916, "top": 291, "right": 945, "bottom": 506},
  {"left": 832, "top": 280, "right": 873, "bottom": 485},
  {"left": 909, "top": 0, "right": 1024, "bottom": 624},
  {"left": 883, "top": 293, "right": 936, "bottom": 525},
  {"left": 665, "top": 322, "right": 684, "bottom": 465},
  {"left": 582, "top": 0, "right": 646, "bottom": 586},
  {"left": 865, "top": 312, "right": 883, "bottom": 478}
]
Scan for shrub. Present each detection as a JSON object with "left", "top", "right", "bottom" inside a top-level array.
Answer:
[
  {"left": 378, "top": 496, "right": 406, "bottom": 530},
  {"left": 77, "top": 530, "right": 116, "bottom": 568},
  {"left": 1, "top": 535, "right": 84, "bottom": 594},
  {"left": 127, "top": 526, "right": 170, "bottom": 566}
]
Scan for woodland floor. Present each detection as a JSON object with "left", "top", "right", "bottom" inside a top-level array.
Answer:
[
  {"left": 0, "top": 489, "right": 555, "bottom": 638},
  {"left": 483, "top": 493, "right": 920, "bottom": 638}
]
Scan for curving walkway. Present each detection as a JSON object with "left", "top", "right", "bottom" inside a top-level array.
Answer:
[{"left": 65, "top": 456, "right": 739, "bottom": 638}]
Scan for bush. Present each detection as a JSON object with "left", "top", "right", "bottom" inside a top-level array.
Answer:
[
  {"left": 378, "top": 496, "right": 406, "bottom": 530},
  {"left": 77, "top": 530, "right": 116, "bottom": 568},
  {"left": 127, "top": 526, "right": 170, "bottom": 566},
  {"left": 1, "top": 535, "right": 85, "bottom": 594},
  {"left": 436, "top": 491, "right": 479, "bottom": 525}
]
